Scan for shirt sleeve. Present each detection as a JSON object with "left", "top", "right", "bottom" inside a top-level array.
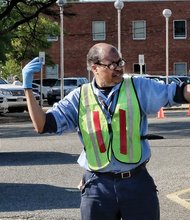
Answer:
[
  {"left": 45, "top": 87, "right": 80, "bottom": 135},
  {"left": 42, "top": 112, "right": 57, "bottom": 133},
  {"left": 132, "top": 76, "right": 178, "bottom": 114}
]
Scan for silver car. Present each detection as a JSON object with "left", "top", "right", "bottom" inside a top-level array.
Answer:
[
  {"left": 47, "top": 77, "right": 88, "bottom": 105},
  {"left": 0, "top": 77, "right": 40, "bottom": 112},
  {"left": 0, "top": 94, "right": 8, "bottom": 114}
]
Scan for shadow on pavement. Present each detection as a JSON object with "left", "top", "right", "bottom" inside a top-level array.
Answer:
[
  {"left": 0, "top": 125, "right": 78, "bottom": 139},
  {"left": 0, "top": 183, "right": 80, "bottom": 211},
  {"left": 149, "top": 120, "right": 190, "bottom": 139},
  {"left": 0, "top": 126, "right": 55, "bottom": 139},
  {"left": 0, "top": 151, "right": 79, "bottom": 166}
]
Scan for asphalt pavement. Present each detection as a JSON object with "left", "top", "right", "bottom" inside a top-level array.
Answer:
[{"left": 0, "top": 107, "right": 190, "bottom": 220}]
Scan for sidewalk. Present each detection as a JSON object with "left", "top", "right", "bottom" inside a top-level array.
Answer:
[{"left": 164, "top": 103, "right": 189, "bottom": 110}]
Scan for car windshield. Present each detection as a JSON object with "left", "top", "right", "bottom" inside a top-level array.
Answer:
[
  {"left": 55, "top": 79, "right": 77, "bottom": 86},
  {"left": 0, "top": 78, "right": 8, "bottom": 84},
  {"left": 64, "top": 79, "right": 77, "bottom": 86},
  {"left": 33, "top": 79, "right": 57, "bottom": 87},
  {"left": 178, "top": 77, "right": 190, "bottom": 84}
]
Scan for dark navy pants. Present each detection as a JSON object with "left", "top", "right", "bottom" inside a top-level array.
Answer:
[{"left": 80, "top": 168, "right": 160, "bottom": 220}]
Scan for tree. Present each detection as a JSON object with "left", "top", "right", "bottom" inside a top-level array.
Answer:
[
  {"left": 0, "top": 0, "right": 77, "bottom": 36},
  {"left": 0, "top": 0, "right": 57, "bottom": 36},
  {"left": 0, "top": 0, "right": 76, "bottom": 78},
  {"left": 0, "top": 15, "right": 60, "bottom": 80},
  {"left": 0, "top": 57, "right": 22, "bottom": 81}
]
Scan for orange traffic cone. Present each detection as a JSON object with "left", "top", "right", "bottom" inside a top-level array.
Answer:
[
  {"left": 187, "top": 104, "right": 190, "bottom": 116},
  {"left": 157, "top": 108, "right": 165, "bottom": 119}
]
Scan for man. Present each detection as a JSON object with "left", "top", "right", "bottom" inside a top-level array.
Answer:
[{"left": 22, "top": 43, "right": 190, "bottom": 220}]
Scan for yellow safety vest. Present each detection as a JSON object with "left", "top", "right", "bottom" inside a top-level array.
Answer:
[{"left": 79, "top": 77, "right": 142, "bottom": 171}]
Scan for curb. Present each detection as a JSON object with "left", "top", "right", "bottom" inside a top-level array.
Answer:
[{"left": 164, "top": 104, "right": 189, "bottom": 111}]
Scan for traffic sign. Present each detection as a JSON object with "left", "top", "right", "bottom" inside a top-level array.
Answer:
[
  {"left": 139, "top": 54, "right": 144, "bottom": 65},
  {"left": 39, "top": 51, "right": 45, "bottom": 65}
]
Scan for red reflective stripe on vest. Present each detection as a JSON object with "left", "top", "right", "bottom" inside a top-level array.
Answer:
[
  {"left": 119, "top": 109, "right": 127, "bottom": 154},
  {"left": 93, "top": 111, "right": 106, "bottom": 153}
]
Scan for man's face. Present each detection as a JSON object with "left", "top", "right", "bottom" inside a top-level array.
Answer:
[{"left": 92, "top": 49, "right": 125, "bottom": 87}]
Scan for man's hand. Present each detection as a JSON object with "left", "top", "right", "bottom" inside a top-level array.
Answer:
[{"left": 22, "top": 57, "right": 42, "bottom": 89}]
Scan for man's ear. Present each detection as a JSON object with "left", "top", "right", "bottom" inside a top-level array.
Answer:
[{"left": 91, "top": 64, "right": 98, "bottom": 74}]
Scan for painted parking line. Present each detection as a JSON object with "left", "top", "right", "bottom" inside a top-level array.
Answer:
[{"left": 167, "top": 188, "right": 190, "bottom": 210}]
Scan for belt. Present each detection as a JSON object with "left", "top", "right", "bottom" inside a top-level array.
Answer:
[{"left": 92, "top": 162, "right": 147, "bottom": 179}]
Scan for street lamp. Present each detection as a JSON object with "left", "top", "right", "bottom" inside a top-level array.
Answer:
[
  {"left": 163, "top": 9, "right": 172, "bottom": 84},
  {"left": 114, "top": 0, "right": 124, "bottom": 56},
  {"left": 56, "top": 0, "right": 66, "bottom": 100}
]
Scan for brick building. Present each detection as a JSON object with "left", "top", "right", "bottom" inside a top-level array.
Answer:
[{"left": 42, "top": 0, "right": 190, "bottom": 80}]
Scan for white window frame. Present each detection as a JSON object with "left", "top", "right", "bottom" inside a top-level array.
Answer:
[
  {"left": 132, "top": 20, "right": 146, "bottom": 40},
  {"left": 173, "top": 20, "right": 187, "bottom": 39},
  {"left": 174, "top": 62, "right": 187, "bottom": 75},
  {"left": 92, "top": 21, "right": 106, "bottom": 41}
]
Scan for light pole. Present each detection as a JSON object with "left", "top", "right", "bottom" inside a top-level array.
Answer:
[
  {"left": 56, "top": 0, "right": 66, "bottom": 100},
  {"left": 114, "top": 0, "right": 124, "bottom": 56},
  {"left": 163, "top": 9, "right": 172, "bottom": 84}
]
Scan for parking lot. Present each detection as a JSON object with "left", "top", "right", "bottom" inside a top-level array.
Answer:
[{"left": 0, "top": 109, "right": 190, "bottom": 220}]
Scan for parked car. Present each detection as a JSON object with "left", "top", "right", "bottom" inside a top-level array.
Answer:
[
  {"left": 32, "top": 78, "right": 58, "bottom": 100},
  {"left": 47, "top": 77, "right": 88, "bottom": 105},
  {"left": 0, "top": 94, "right": 8, "bottom": 114},
  {"left": 32, "top": 82, "right": 50, "bottom": 99},
  {"left": 33, "top": 78, "right": 58, "bottom": 87},
  {"left": 0, "top": 77, "right": 40, "bottom": 112},
  {"left": 173, "top": 75, "right": 190, "bottom": 84}
]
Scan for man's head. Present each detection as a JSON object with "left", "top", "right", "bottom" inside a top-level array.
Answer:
[{"left": 87, "top": 43, "right": 125, "bottom": 87}]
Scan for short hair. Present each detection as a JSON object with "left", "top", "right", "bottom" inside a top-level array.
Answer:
[
  {"left": 86, "top": 44, "right": 118, "bottom": 71},
  {"left": 86, "top": 45, "right": 104, "bottom": 71}
]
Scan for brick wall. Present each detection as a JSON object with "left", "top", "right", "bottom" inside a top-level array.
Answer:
[{"left": 45, "top": 1, "right": 190, "bottom": 79}]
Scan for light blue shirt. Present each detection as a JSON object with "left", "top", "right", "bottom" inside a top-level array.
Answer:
[{"left": 47, "top": 76, "right": 178, "bottom": 172}]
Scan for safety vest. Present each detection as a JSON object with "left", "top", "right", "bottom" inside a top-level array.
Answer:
[{"left": 79, "top": 77, "right": 142, "bottom": 171}]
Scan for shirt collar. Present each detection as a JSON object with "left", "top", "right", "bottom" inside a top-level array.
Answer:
[{"left": 91, "top": 77, "right": 123, "bottom": 98}]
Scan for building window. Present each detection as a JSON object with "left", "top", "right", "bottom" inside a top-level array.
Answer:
[
  {"left": 92, "top": 21, "right": 106, "bottom": 41},
  {"left": 132, "top": 20, "right": 146, "bottom": 40},
  {"left": 133, "top": 63, "right": 146, "bottom": 74},
  {"left": 174, "top": 63, "right": 187, "bottom": 75},
  {"left": 173, "top": 20, "right": 187, "bottom": 39},
  {"left": 45, "top": 65, "right": 58, "bottom": 78},
  {"left": 47, "top": 36, "right": 58, "bottom": 42}
]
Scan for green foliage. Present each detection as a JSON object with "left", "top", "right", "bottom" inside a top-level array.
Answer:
[
  {"left": 0, "top": 0, "right": 76, "bottom": 78},
  {"left": 11, "top": 16, "right": 60, "bottom": 61},
  {"left": 0, "top": 0, "right": 60, "bottom": 77},
  {"left": 0, "top": 58, "right": 22, "bottom": 80},
  {"left": 0, "top": 33, "right": 12, "bottom": 63}
]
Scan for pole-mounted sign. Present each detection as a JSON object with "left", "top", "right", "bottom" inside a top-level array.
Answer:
[
  {"left": 139, "top": 54, "right": 144, "bottom": 75},
  {"left": 39, "top": 52, "right": 45, "bottom": 106}
]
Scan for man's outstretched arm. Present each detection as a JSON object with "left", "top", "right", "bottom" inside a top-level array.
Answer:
[{"left": 22, "top": 57, "right": 46, "bottom": 133}]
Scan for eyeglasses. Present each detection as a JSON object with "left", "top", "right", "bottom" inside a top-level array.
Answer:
[{"left": 95, "top": 58, "right": 126, "bottom": 70}]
